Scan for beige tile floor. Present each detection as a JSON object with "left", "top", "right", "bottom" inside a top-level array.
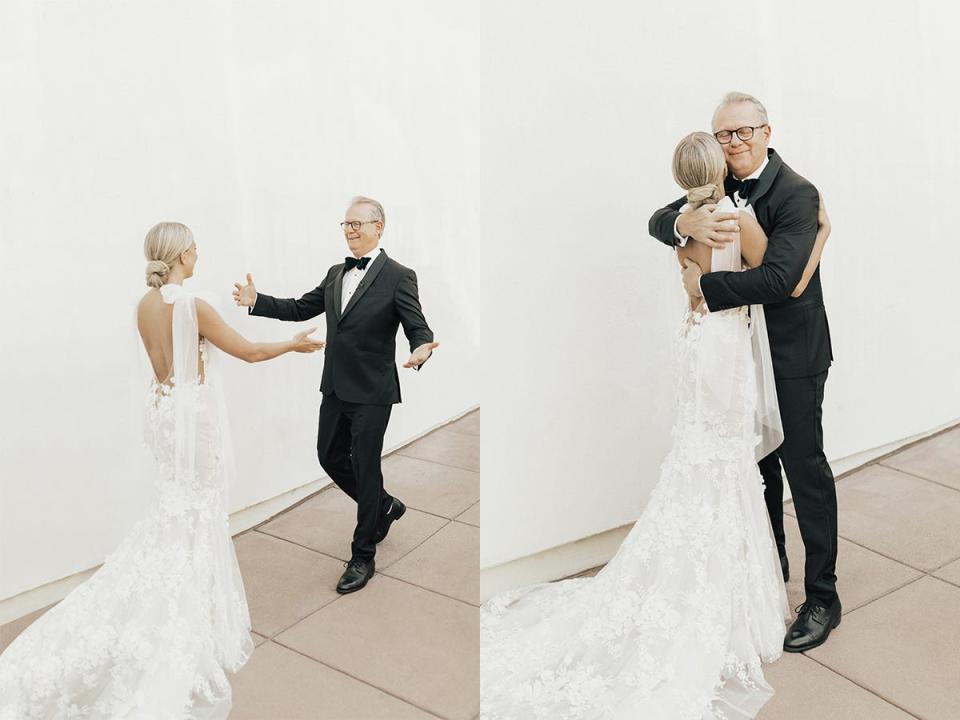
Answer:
[
  {"left": 569, "top": 423, "right": 960, "bottom": 720},
  {"left": 5, "top": 417, "right": 958, "bottom": 720},
  {"left": 0, "top": 409, "right": 480, "bottom": 720}
]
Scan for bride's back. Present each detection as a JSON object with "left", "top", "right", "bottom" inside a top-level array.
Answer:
[{"left": 138, "top": 289, "right": 176, "bottom": 385}]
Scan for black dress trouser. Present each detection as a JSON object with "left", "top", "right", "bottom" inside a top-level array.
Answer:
[
  {"left": 758, "top": 370, "right": 838, "bottom": 606},
  {"left": 316, "top": 392, "right": 394, "bottom": 562}
]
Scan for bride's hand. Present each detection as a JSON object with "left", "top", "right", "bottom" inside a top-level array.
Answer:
[
  {"left": 232, "top": 273, "right": 257, "bottom": 307},
  {"left": 292, "top": 327, "right": 325, "bottom": 353}
]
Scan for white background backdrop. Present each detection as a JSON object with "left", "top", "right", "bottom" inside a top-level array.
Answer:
[
  {"left": 0, "top": 1, "right": 481, "bottom": 603},
  {"left": 478, "top": 1, "right": 960, "bottom": 573}
]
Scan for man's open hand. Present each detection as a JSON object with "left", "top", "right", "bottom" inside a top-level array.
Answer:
[
  {"left": 233, "top": 273, "right": 257, "bottom": 307},
  {"left": 404, "top": 341, "right": 439, "bottom": 369}
]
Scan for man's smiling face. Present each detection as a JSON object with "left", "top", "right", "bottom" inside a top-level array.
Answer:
[{"left": 712, "top": 101, "right": 771, "bottom": 179}]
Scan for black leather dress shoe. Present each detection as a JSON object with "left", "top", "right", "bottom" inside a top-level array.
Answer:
[
  {"left": 375, "top": 498, "right": 406, "bottom": 544},
  {"left": 336, "top": 558, "right": 375, "bottom": 594},
  {"left": 784, "top": 598, "right": 842, "bottom": 652},
  {"left": 779, "top": 550, "right": 790, "bottom": 582}
]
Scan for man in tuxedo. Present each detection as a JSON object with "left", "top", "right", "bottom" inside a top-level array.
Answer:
[
  {"left": 234, "top": 196, "right": 438, "bottom": 594},
  {"left": 648, "top": 92, "right": 839, "bottom": 651}
]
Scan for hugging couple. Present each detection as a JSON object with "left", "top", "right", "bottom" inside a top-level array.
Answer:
[{"left": 480, "top": 91, "right": 836, "bottom": 719}]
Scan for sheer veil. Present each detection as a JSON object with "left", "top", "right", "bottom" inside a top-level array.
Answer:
[{"left": 703, "top": 199, "right": 784, "bottom": 462}]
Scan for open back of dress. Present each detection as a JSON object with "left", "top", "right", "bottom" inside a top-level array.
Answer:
[{"left": 0, "top": 284, "right": 253, "bottom": 720}]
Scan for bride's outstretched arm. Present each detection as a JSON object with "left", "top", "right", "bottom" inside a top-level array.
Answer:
[
  {"left": 196, "top": 299, "right": 324, "bottom": 363},
  {"left": 790, "top": 192, "right": 831, "bottom": 297}
]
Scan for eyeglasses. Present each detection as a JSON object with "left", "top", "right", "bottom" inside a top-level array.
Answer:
[
  {"left": 340, "top": 220, "right": 379, "bottom": 231},
  {"left": 714, "top": 124, "right": 768, "bottom": 144}
]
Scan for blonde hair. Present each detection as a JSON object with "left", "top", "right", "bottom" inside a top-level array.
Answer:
[
  {"left": 143, "top": 222, "right": 194, "bottom": 288},
  {"left": 672, "top": 132, "right": 726, "bottom": 209},
  {"left": 349, "top": 195, "right": 385, "bottom": 227}
]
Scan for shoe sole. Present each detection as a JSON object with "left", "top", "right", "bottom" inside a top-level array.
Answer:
[{"left": 782, "top": 614, "right": 841, "bottom": 653}]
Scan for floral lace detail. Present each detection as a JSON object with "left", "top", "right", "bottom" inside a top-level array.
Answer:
[
  {"left": 480, "top": 307, "right": 788, "bottom": 720},
  {"left": 0, "top": 339, "right": 252, "bottom": 720}
]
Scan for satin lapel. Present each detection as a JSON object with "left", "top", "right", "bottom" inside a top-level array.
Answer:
[
  {"left": 332, "top": 265, "right": 345, "bottom": 320},
  {"left": 341, "top": 250, "right": 388, "bottom": 321},
  {"left": 748, "top": 149, "right": 782, "bottom": 208}
]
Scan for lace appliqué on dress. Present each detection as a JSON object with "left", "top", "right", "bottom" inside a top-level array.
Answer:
[
  {"left": 0, "top": 305, "right": 253, "bottom": 720},
  {"left": 480, "top": 306, "right": 789, "bottom": 720}
]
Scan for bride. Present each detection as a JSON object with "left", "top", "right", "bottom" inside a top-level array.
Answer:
[
  {"left": 0, "top": 222, "right": 324, "bottom": 719},
  {"left": 480, "top": 132, "right": 829, "bottom": 719}
]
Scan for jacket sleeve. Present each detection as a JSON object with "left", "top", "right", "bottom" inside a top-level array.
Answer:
[
  {"left": 647, "top": 196, "right": 688, "bottom": 248},
  {"left": 249, "top": 274, "right": 328, "bottom": 321},
  {"left": 700, "top": 184, "right": 819, "bottom": 311},
  {"left": 395, "top": 269, "right": 434, "bottom": 369}
]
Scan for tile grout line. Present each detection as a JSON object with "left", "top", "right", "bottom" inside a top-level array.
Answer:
[
  {"left": 263, "top": 638, "right": 452, "bottom": 720},
  {"left": 874, "top": 462, "right": 960, "bottom": 495},
  {"left": 781, "top": 513, "right": 960, "bottom": 578},
  {"left": 392, "top": 450, "right": 480, "bottom": 474},
  {"left": 252, "top": 522, "right": 478, "bottom": 610},
  {"left": 800, "top": 652, "right": 923, "bottom": 719}
]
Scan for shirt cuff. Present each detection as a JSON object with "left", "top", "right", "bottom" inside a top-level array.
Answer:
[
  {"left": 698, "top": 277, "right": 709, "bottom": 312},
  {"left": 248, "top": 293, "right": 257, "bottom": 314},
  {"left": 673, "top": 216, "right": 689, "bottom": 247}
]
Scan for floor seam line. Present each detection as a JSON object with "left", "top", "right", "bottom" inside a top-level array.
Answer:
[
  {"left": 778, "top": 522, "right": 939, "bottom": 574},
  {"left": 263, "top": 639, "right": 451, "bottom": 719},
  {"left": 801, "top": 653, "right": 923, "bottom": 719},
  {"left": 254, "top": 523, "right": 479, "bottom": 612},
  {"left": 391, "top": 451, "right": 479, "bottom": 473},
  {"left": 873, "top": 462, "right": 960, "bottom": 494}
]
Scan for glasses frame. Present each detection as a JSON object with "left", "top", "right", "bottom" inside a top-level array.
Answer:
[
  {"left": 713, "top": 124, "right": 768, "bottom": 144},
  {"left": 340, "top": 220, "right": 381, "bottom": 231}
]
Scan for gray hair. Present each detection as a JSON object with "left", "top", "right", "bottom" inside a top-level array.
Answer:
[
  {"left": 349, "top": 195, "right": 385, "bottom": 226},
  {"left": 714, "top": 91, "right": 769, "bottom": 125}
]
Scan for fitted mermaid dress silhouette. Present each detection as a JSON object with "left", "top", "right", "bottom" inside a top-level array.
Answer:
[
  {"left": 480, "top": 198, "right": 789, "bottom": 719},
  {"left": 0, "top": 284, "right": 253, "bottom": 719}
]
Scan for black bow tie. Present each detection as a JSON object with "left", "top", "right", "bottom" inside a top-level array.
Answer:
[
  {"left": 345, "top": 256, "right": 371, "bottom": 271},
  {"left": 727, "top": 177, "right": 758, "bottom": 202}
]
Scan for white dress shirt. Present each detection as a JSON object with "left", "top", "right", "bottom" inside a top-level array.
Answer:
[{"left": 342, "top": 246, "right": 382, "bottom": 310}]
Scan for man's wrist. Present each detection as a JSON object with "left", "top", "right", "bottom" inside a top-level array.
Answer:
[{"left": 673, "top": 216, "right": 689, "bottom": 247}]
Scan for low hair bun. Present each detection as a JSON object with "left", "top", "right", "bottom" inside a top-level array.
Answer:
[
  {"left": 145, "top": 260, "right": 170, "bottom": 288},
  {"left": 143, "top": 222, "right": 194, "bottom": 288},
  {"left": 686, "top": 184, "right": 720, "bottom": 205}
]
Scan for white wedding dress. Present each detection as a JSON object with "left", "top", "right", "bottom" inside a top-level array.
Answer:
[
  {"left": 0, "top": 284, "right": 253, "bottom": 719},
  {"left": 480, "top": 198, "right": 790, "bottom": 719}
]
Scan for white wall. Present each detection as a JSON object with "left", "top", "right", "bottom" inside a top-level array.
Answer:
[
  {"left": 0, "top": 1, "right": 480, "bottom": 603},
  {"left": 479, "top": 1, "right": 960, "bottom": 574}
]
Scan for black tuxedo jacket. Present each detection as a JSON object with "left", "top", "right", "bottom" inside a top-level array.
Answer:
[
  {"left": 648, "top": 148, "right": 832, "bottom": 379},
  {"left": 250, "top": 250, "right": 434, "bottom": 405}
]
